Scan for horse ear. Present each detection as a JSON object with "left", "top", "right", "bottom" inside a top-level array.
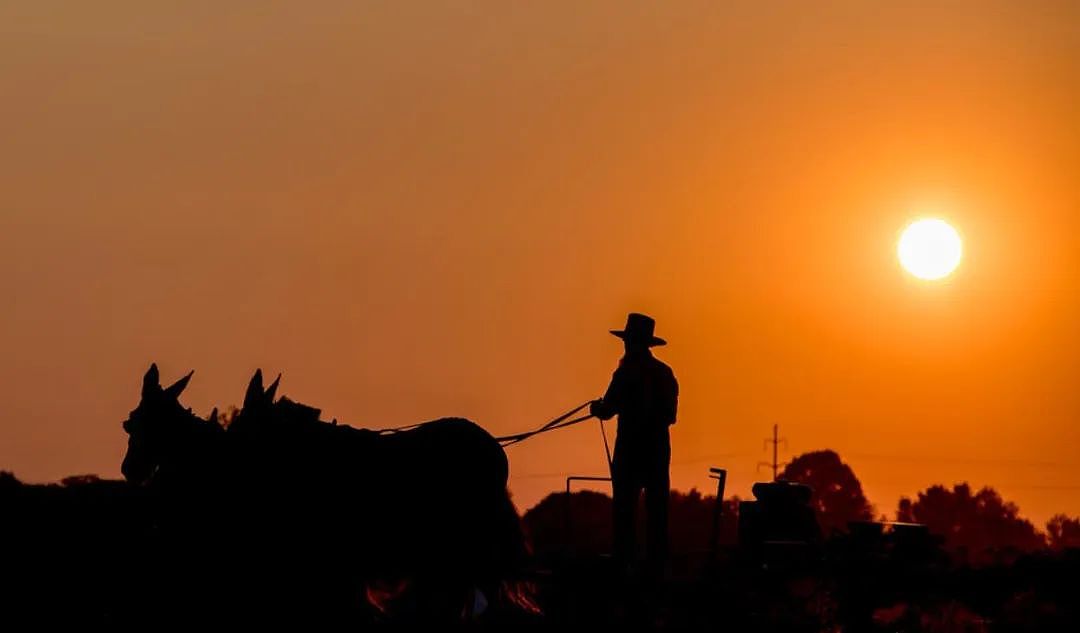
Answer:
[
  {"left": 208, "top": 407, "right": 219, "bottom": 425},
  {"left": 142, "top": 363, "right": 161, "bottom": 399},
  {"left": 265, "top": 373, "right": 281, "bottom": 403},
  {"left": 243, "top": 369, "right": 264, "bottom": 410},
  {"left": 164, "top": 370, "right": 194, "bottom": 400}
]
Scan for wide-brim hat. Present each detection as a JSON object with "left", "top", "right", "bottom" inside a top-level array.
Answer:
[{"left": 610, "top": 312, "right": 666, "bottom": 347}]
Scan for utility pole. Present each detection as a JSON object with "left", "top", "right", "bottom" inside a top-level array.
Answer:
[{"left": 758, "top": 424, "right": 788, "bottom": 481}]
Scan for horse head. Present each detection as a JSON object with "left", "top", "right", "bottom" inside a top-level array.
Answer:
[
  {"left": 121, "top": 363, "right": 210, "bottom": 485},
  {"left": 245, "top": 368, "right": 280, "bottom": 411},
  {"left": 229, "top": 368, "right": 280, "bottom": 429}
]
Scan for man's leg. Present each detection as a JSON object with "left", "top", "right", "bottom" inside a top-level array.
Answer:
[
  {"left": 644, "top": 452, "right": 670, "bottom": 576},
  {"left": 611, "top": 445, "right": 643, "bottom": 568},
  {"left": 611, "top": 471, "right": 638, "bottom": 566}
]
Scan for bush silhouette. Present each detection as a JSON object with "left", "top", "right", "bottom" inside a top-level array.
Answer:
[{"left": 522, "top": 488, "right": 739, "bottom": 559}]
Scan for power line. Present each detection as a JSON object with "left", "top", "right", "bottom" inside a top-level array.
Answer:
[
  {"left": 757, "top": 423, "right": 788, "bottom": 481},
  {"left": 846, "top": 452, "right": 1073, "bottom": 469}
]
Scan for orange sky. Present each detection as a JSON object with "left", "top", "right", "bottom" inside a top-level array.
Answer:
[{"left": 2, "top": 2, "right": 1077, "bottom": 526}]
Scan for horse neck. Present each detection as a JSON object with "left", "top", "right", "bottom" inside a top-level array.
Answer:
[{"left": 162, "top": 415, "right": 224, "bottom": 485}]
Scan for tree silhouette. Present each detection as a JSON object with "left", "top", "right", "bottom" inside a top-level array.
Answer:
[
  {"left": 779, "top": 450, "right": 873, "bottom": 535},
  {"left": 897, "top": 483, "right": 1045, "bottom": 563},
  {"left": 1046, "top": 514, "right": 1080, "bottom": 551}
]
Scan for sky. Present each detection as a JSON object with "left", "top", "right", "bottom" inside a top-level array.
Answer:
[{"left": 2, "top": 2, "right": 1078, "bottom": 526}]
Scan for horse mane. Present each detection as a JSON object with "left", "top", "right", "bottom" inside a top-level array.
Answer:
[{"left": 274, "top": 396, "right": 322, "bottom": 426}]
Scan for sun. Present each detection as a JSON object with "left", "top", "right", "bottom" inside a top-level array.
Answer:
[{"left": 898, "top": 218, "right": 963, "bottom": 280}]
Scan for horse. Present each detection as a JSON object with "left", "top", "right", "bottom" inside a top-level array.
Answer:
[{"left": 121, "top": 364, "right": 531, "bottom": 626}]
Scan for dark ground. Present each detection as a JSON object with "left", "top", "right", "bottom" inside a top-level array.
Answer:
[{"left": 2, "top": 474, "right": 1077, "bottom": 631}]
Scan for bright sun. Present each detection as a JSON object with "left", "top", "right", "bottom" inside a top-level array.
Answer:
[{"left": 898, "top": 218, "right": 963, "bottom": 280}]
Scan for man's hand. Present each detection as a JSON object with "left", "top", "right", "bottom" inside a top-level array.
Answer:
[{"left": 590, "top": 398, "right": 615, "bottom": 421}]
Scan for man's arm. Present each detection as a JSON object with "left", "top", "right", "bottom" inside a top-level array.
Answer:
[
  {"left": 590, "top": 369, "right": 623, "bottom": 420},
  {"left": 665, "top": 369, "right": 679, "bottom": 426}
]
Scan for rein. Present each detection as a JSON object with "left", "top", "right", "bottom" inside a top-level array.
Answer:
[
  {"left": 376, "top": 400, "right": 600, "bottom": 448},
  {"left": 494, "top": 400, "right": 596, "bottom": 446}
]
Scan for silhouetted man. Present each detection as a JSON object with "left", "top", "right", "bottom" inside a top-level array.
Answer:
[{"left": 591, "top": 313, "right": 678, "bottom": 576}]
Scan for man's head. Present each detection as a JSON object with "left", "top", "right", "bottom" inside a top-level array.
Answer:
[{"left": 610, "top": 313, "right": 666, "bottom": 354}]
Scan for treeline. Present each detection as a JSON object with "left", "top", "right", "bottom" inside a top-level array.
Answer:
[{"left": 522, "top": 449, "right": 1080, "bottom": 564}]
